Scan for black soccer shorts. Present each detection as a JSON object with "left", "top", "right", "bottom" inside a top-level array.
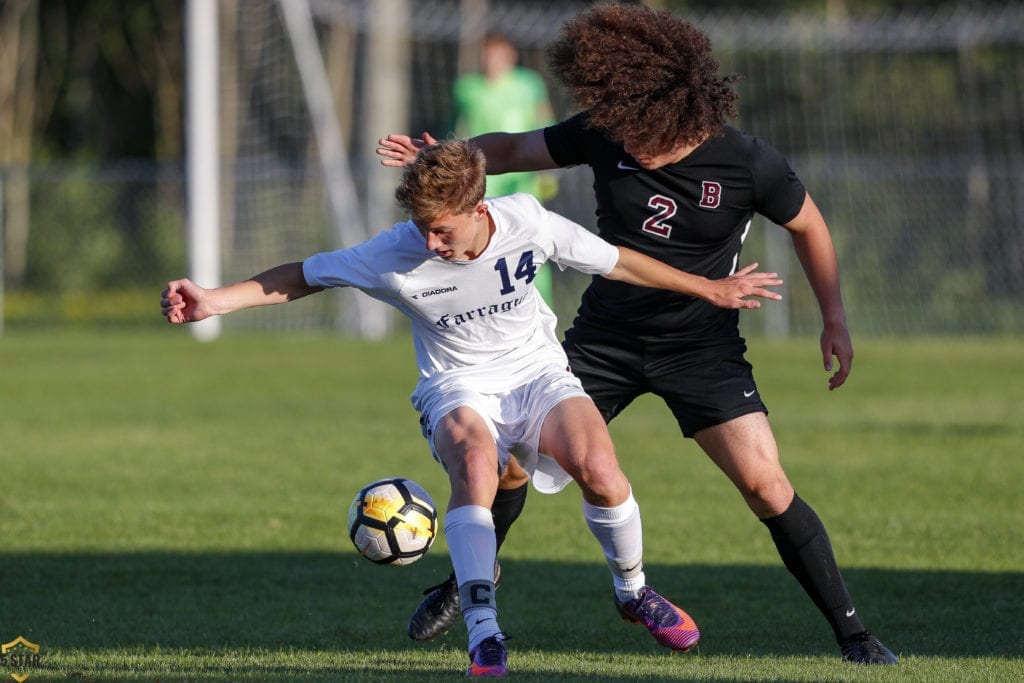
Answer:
[{"left": 563, "top": 323, "right": 768, "bottom": 438}]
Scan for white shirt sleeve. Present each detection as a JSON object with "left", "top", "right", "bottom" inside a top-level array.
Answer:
[
  {"left": 490, "top": 193, "right": 619, "bottom": 276},
  {"left": 545, "top": 210, "right": 619, "bottom": 275},
  {"left": 302, "top": 222, "right": 422, "bottom": 294}
]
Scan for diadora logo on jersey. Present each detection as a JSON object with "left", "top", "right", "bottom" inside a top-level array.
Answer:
[
  {"left": 411, "top": 285, "right": 459, "bottom": 300},
  {"left": 699, "top": 181, "right": 722, "bottom": 209}
]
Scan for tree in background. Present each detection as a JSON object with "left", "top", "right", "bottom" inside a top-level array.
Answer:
[
  {"left": 1, "top": 0, "right": 182, "bottom": 289},
  {"left": 1, "top": 0, "right": 40, "bottom": 284}
]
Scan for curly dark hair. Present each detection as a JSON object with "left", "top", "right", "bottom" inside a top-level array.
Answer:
[{"left": 547, "top": 3, "right": 740, "bottom": 153}]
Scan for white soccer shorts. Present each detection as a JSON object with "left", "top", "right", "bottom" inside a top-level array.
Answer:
[{"left": 417, "top": 364, "right": 587, "bottom": 494}]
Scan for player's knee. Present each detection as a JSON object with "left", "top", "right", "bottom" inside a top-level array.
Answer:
[
  {"left": 568, "top": 448, "right": 628, "bottom": 500},
  {"left": 740, "top": 477, "right": 793, "bottom": 517},
  {"left": 445, "top": 446, "right": 497, "bottom": 482}
]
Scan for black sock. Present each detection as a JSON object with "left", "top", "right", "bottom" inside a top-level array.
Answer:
[
  {"left": 492, "top": 482, "right": 528, "bottom": 553},
  {"left": 761, "top": 493, "right": 865, "bottom": 642}
]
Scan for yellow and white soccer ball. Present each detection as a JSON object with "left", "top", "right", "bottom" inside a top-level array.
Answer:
[{"left": 347, "top": 477, "right": 437, "bottom": 565}]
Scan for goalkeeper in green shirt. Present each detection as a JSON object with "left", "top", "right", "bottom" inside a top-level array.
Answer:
[{"left": 453, "top": 32, "right": 558, "bottom": 304}]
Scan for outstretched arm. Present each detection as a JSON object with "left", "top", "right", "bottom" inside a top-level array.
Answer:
[
  {"left": 377, "top": 129, "right": 557, "bottom": 174},
  {"left": 782, "top": 192, "right": 853, "bottom": 390},
  {"left": 605, "top": 249, "right": 783, "bottom": 310},
  {"left": 161, "top": 262, "right": 321, "bottom": 324}
]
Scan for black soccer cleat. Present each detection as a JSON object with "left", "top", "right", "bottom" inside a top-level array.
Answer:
[
  {"left": 840, "top": 630, "right": 898, "bottom": 664},
  {"left": 408, "top": 561, "right": 502, "bottom": 642}
]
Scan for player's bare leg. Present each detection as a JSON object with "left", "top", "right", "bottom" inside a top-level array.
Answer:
[
  {"left": 694, "top": 411, "right": 792, "bottom": 517},
  {"left": 432, "top": 407, "right": 509, "bottom": 675},
  {"left": 696, "top": 412, "right": 897, "bottom": 664},
  {"left": 541, "top": 397, "right": 700, "bottom": 652}
]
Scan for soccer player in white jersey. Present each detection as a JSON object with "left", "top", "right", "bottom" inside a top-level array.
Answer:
[{"left": 161, "top": 140, "right": 783, "bottom": 678}]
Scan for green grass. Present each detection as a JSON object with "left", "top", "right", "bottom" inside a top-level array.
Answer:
[{"left": 1, "top": 330, "right": 1022, "bottom": 681}]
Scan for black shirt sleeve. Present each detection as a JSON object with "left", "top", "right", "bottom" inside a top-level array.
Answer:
[
  {"left": 543, "top": 112, "right": 593, "bottom": 168},
  {"left": 750, "top": 136, "right": 806, "bottom": 225}
]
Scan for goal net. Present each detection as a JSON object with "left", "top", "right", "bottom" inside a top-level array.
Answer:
[{"left": 209, "top": 0, "right": 1024, "bottom": 337}]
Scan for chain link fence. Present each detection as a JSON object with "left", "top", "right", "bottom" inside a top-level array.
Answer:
[{"left": 3, "top": 1, "right": 1022, "bottom": 335}]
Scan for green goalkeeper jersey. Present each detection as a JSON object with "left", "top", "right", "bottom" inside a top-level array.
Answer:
[{"left": 453, "top": 66, "right": 554, "bottom": 198}]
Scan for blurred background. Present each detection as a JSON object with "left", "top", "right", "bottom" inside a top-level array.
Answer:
[{"left": 0, "top": 0, "right": 1021, "bottom": 337}]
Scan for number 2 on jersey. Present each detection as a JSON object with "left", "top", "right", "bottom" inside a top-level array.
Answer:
[
  {"left": 642, "top": 195, "right": 678, "bottom": 239},
  {"left": 494, "top": 251, "right": 537, "bottom": 294}
]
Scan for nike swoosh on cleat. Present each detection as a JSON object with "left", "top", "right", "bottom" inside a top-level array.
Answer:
[{"left": 617, "top": 160, "right": 639, "bottom": 171}]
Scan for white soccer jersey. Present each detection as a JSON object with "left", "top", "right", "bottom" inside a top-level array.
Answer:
[{"left": 302, "top": 193, "right": 619, "bottom": 408}]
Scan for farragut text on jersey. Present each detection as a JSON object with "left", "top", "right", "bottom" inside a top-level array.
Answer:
[{"left": 435, "top": 293, "right": 529, "bottom": 329}]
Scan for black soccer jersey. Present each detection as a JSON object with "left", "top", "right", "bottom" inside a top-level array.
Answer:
[{"left": 545, "top": 113, "right": 806, "bottom": 336}]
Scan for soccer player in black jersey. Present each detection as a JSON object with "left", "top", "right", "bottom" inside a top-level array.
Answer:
[{"left": 378, "top": 3, "right": 897, "bottom": 666}]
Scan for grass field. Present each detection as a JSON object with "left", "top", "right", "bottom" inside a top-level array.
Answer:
[{"left": 2, "top": 329, "right": 1022, "bottom": 681}]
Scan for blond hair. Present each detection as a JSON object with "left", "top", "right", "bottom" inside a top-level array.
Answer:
[{"left": 395, "top": 139, "right": 487, "bottom": 225}]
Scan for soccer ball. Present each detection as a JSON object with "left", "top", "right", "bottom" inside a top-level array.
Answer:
[{"left": 347, "top": 477, "right": 438, "bottom": 565}]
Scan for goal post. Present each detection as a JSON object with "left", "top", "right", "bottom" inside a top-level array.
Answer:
[
  {"left": 185, "top": 0, "right": 221, "bottom": 341},
  {"left": 277, "top": 0, "right": 392, "bottom": 339}
]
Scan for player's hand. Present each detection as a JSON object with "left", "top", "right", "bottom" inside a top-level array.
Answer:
[
  {"left": 376, "top": 132, "right": 438, "bottom": 168},
  {"left": 161, "top": 278, "right": 213, "bottom": 324},
  {"left": 820, "top": 320, "right": 853, "bottom": 390},
  {"left": 705, "top": 263, "right": 783, "bottom": 310}
]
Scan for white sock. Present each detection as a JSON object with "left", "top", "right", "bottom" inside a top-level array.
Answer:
[
  {"left": 583, "top": 490, "right": 646, "bottom": 603},
  {"left": 444, "top": 504, "right": 501, "bottom": 651}
]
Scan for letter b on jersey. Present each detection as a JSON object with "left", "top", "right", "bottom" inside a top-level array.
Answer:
[{"left": 700, "top": 181, "right": 722, "bottom": 209}]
